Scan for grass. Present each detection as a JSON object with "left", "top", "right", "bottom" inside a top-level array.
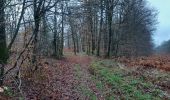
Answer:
[
  {"left": 89, "top": 59, "right": 164, "bottom": 100},
  {"left": 74, "top": 64, "right": 97, "bottom": 100}
]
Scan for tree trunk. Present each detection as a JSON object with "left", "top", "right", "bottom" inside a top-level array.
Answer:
[
  {"left": 0, "top": 0, "right": 8, "bottom": 86},
  {"left": 107, "top": 4, "right": 113, "bottom": 57},
  {"left": 97, "top": 0, "right": 103, "bottom": 56},
  {"left": 53, "top": 6, "right": 57, "bottom": 56},
  {"left": 61, "top": 3, "right": 64, "bottom": 56}
]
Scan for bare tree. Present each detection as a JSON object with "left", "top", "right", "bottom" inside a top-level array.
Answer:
[{"left": 0, "top": 0, "right": 8, "bottom": 86}]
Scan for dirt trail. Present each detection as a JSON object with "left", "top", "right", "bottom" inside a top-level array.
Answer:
[
  {"left": 22, "top": 53, "right": 103, "bottom": 99},
  {"left": 67, "top": 55, "right": 103, "bottom": 99}
]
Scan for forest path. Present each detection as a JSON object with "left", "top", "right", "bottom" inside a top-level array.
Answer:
[
  {"left": 26, "top": 52, "right": 104, "bottom": 99},
  {"left": 65, "top": 53, "right": 104, "bottom": 100}
]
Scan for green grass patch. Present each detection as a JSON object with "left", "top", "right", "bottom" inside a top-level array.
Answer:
[{"left": 89, "top": 60, "right": 163, "bottom": 100}]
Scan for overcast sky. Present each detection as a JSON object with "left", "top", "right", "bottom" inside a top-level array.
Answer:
[{"left": 147, "top": 0, "right": 170, "bottom": 46}]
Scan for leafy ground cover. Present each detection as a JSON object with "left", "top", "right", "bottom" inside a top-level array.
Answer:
[
  {"left": 115, "top": 55, "right": 170, "bottom": 71},
  {"left": 1, "top": 52, "right": 170, "bottom": 99},
  {"left": 89, "top": 59, "right": 170, "bottom": 100}
]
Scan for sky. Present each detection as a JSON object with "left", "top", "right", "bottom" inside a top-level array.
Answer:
[{"left": 147, "top": 0, "right": 170, "bottom": 46}]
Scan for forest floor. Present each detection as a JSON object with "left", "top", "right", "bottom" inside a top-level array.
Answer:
[{"left": 1, "top": 51, "right": 170, "bottom": 100}]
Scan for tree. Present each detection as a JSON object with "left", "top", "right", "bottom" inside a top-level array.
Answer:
[
  {"left": 118, "top": 0, "right": 157, "bottom": 57},
  {"left": 156, "top": 40, "right": 170, "bottom": 54},
  {"left": 97, "top": 0, "right": 104, "bottom": 56},
  {"left": 32, "top": 0, "right": 59, "bottom": 69},
  {"left": 0, "top": 0, "right": 8, "bottom": 86}
]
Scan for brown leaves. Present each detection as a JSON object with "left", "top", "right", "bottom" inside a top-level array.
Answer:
[{"left": 115, "top": 55, "right": 170, "bottom": 71}]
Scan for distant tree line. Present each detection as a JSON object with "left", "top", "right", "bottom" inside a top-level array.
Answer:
[
  {"left": 156, "top": 40, "right": 170, "bottom": 54},
  {"left": 66, "top": 0, "right": 157, "bottom": 57}
]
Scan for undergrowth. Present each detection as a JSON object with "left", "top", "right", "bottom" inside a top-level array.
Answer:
[{"left": 89, "top": 60, "right": 164, "bottom": 100}]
